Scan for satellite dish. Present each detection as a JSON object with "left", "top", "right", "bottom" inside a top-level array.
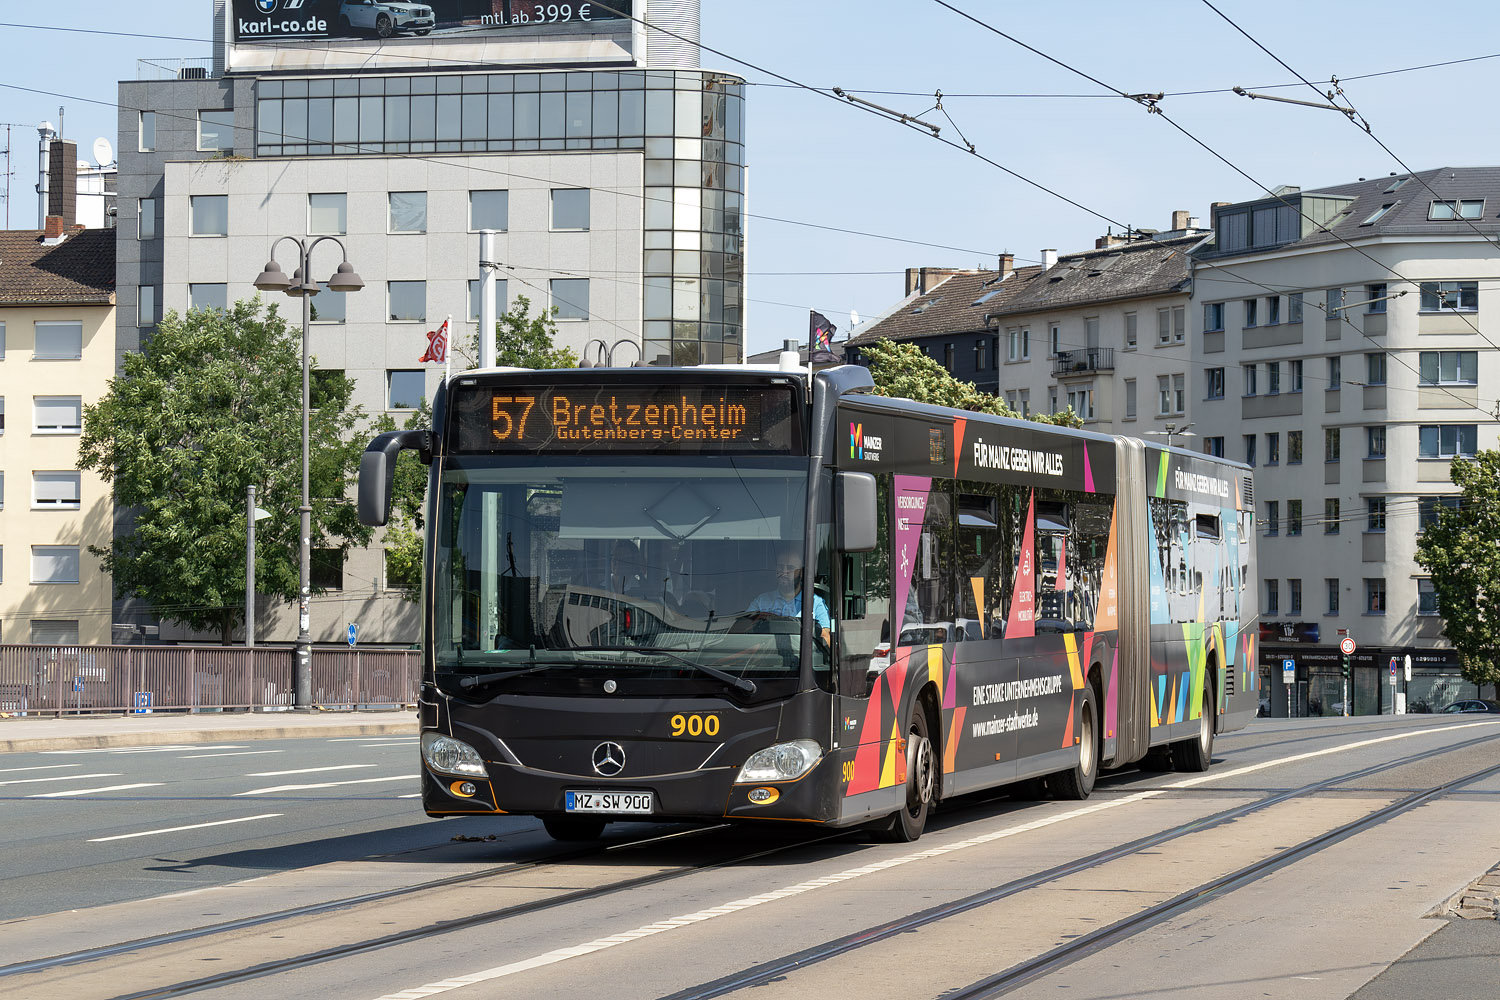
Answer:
[
  {"left": 849, "top": 308, "right": 860, "bottom": 329},
  {"left": 92, "top": 136, "right": 114, "bottom": 167}
]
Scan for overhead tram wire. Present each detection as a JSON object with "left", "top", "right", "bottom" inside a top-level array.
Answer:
[{"left": 929, "top": 0, "right": 1500, "bottom": 414}]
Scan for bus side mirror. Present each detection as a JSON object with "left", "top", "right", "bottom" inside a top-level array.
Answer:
[
  {"left": 358, "top": 429, "right": 430, "bottom": 527},
  {"left": 837, "top": 471, "right": 877, "bottom": 553}
]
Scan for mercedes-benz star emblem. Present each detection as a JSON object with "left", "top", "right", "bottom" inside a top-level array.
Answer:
[{"left": 592, "top": 741, "right": 626, "bottom": 776}]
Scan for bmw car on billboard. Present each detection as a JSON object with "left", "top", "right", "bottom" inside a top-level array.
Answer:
[{"left": 230, "top": 0, "right": 630, "bottom": 43}]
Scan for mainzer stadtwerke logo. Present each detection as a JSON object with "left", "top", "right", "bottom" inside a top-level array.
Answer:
[{"left": 849, "top": 422, "right": 882, "bottom": 462}]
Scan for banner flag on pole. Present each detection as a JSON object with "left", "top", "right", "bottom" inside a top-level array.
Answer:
[
  {"left": 419, "top": 317, "right": 449, "bottom": 363},
  {"left": 808, "top": 310, "right": 839, "bottom": 364}
]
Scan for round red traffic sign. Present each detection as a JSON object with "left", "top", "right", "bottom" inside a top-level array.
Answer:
[{"left": 1340, "top": 636, "right": 1356, "bottom": 656}]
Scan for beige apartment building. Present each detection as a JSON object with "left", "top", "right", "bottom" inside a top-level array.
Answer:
[{"left": 0, "top": 224, "right": 116, "bottom": 645}]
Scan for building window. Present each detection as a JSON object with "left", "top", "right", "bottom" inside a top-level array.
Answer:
[
  {"left": 1325, "top": 427, "right": 1340, "bottom": 463},
  {"left": 468, "top": 278, "right": 509, "bottom": 322},
  {"left": 1366, "top": 426, "right": 1386, "bottom": 457},
  {"left": 1367, "top": 352, "right": 1387, "bottom": 385},
  {"left": 1050, "top": 324, "right": 1061, "bottom": 356},
  {"left": 1367, "top": 497, "right": 1386, "bottom": 532},
  {"left": 1157, "top": 308, "right": 1171, "bottom": 344},
  {"left": 32, "top": 471, "right": 81, "bottom": 510},
  {"left": 34, "top": 396, "right": 82, "bottom": 434},
  {"left": 1158, "top": 374, "right": 1184, "bottom": 415},
  {"left": 1429, "top": 199, "right": 1484, "bottom": 220},
  {"left": 1266, "top": 500, "right": 1279, "bottom": 535},
  {"left": 190, "top": 195, "right": 228, "bottom": 236},
  {"left": 34, "top": 321, "right": 82, "bottom": 360},
  {"left": 1361, "top": 203, "right": 1396, "bottom": 226},
  {"left": 974, "top": 338, "right": 987, "bottom": 370},
  {"left": 138, "top": 198, "right": 157, "bottom": 241},
  {"left": 1418, "top": 424, "right": 1478, "bottom": 459},
  {"left": 1324, "top": 497, "right": 1340, "bottom": 534},
  {"left": 944, "top": 343, "right": 955, "bottom": 371},
  {"left": 1419, "top": 351, "right": 1478, "bottom": 385},
  {"left": 1266, "top": 432, "right": 1280, "bottom": 465},
  {"left": 1365, "top": 578, "right": 1386, "bottom": 614},
  {"left": 31, "top": 620, "right": 80, "bottom": 644},
  {"left": 309, "top": 283, "right": 346, "bottom": 323},
  {"left": 1265, "top": 579, "right": 1279, "bottom": 615},
  {"left": 1244, "top": 434, "right": 1256, "bottom": 466},
  {"left": 388, "top": 281, "right": 426, "bottom": 322},
  {"left": 1289, "top": 292, "right": 1304, "bottom": 323},
  {"left": 1266, "top": 295, "right": 1280, "bottom": 325},
  {"left": 388, "top": 191, "right": 427, "bottom": 233},
  {"left": 1418, "top": 496, "right": 1462, "bottom": 531},
  {"left": 1008, "top": 329, "right": 1022, "bottom": 361},
  {"left": 386, "top": 549, "right": 420, "bottom": 592},
  {"left": 1204, "top": 302, "right": 1225, "bottom": 332},
  {"left": 1417, "top": 579, "right": 1439, "bottom": 616},
  {"left": 1326, "top": 287, "right": 1343, "bottom": 318},
  {"left": 1327, "top": 355, "right": 1341, "bottom": 389},
  {"left": 1243, "top": 363, "right": 1258, "bottom": 396},
  {"left": 197, "top": 109, "right": 235, "bottom": 151},
  {"left": 1016, "top": 389, "right": 1030, "bottom": 417},
  {"left": 470, "top": 189, "right": 509, "bottom": 231},
  {"left": 551, "top": 278, "right": 590, "bottom": 320},
  {"left": 1289, "top": 359, "right": 1303, "bottom": 392},
  {"left": 139, "top": 111, "right": 156, "bottom": 152},
  {"left": 1206, "top": 367, "right": 1225, "bottom": 400},
  {"left": 189, "top": 284, "right": 228, "bottom": 313},
  {"left": 551, "top": 188, "right": 590, "bottom": 230},
  {"left": 311, "top": 549, "right": 344, "bottom": 591},
  {"left": 31, "top": 545, "right": 79, "bottom": 584},
  {"left": 1066, "top": 388, "right": 1094, "bottom": 420},
  {"left": 1327, "top": 578, "right": 1340, "bottom": 615},
  {"left": 1267, "top": 361, "right": 1281, "bottom": 395},
  {"left": 1419, "top": 280, "right": 1478, "bottom": 312},
  {"left": 1289, "top": 578, "right": 1302, "bottom": 616},
  {"left": 1021, "top": 328, "right": 1031, "bottom": 359},
  {"left": 1124, "top": 378, "right": 1136, "bottom": 419},
  {"left": 1366, "top": 283, "right": 1387, "bottom": 313},
  {"left": 1288, "top": 499, "right": 1303, "bottom": 536},
  {"left": 1172, "top": 306, "right": 1185, "bottom": 341},
  {"left": 137, "top": 285, "right": 156, "bottom": 328},
  {"left": 1203, "top": 436, "right": 1225, "bottom": 457},
  {"left": 1124, "top": 312, "right": 1137, "bottom": 347},
  {"left": 1242, "top": 299, "right": 1257, "bottom": 328},
  {"left": 1288, "top": 430, "right": 1303, "bottom": 464},
  {"left": 308, "top": 193, "right": 347, "bottom": 235},
  {"left": 387, "top": 370, "right": 426, "bottom": 410}
]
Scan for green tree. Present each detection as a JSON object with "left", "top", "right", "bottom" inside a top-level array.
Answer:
[
  {"left": 457, "top": 293, "right": 579, "bottom": 370},
  {"left": 78, "top": 298, "right": 373, "bottom": 643},
  {"left": 1414, "top": 448, "right": 1500, "bottom": 697},
  {"left": 861, "top": 341, "right": 1083, "bottom": 428}
]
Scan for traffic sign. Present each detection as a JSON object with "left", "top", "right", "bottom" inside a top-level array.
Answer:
[
  {"left": 1339, "top": 636, "right": 1356, "bottom": 656},
  {"left": 347, "top": 622, "right": 358, "bottom": 647},
  {"left": 1282, "top": 657, "right": 1295, "bottom": 683}
]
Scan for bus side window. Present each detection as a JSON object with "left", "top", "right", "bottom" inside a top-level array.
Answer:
[{"left": 838, "top": 474, "right": 891, "bottom": 699}]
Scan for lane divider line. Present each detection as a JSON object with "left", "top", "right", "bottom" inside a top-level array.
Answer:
[{"left": 88, "top": 814, "right": 286, "bottom": 842}]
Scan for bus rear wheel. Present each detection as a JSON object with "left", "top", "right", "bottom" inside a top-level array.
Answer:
[
  {"left": 1051, "top": 682, "right": 1099, "bottom": 800},
  {"left": 1171, "top": 688, "right": 1215, "bottom": 772},
  {"left": 877, "top": 707, "right": 935, "bottom": 842},
  {"left": 542, "top": 816, "right": 606, "bottom": 841}
]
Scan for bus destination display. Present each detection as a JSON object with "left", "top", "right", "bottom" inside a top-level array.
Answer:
[{"left": 450, "top": 383, "right": 799, "bottom": 454}]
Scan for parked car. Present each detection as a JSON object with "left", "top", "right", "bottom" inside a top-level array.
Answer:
[
  {"left": 337, "top": 0, "right": 434, "bottom": 38},
  {"left": 1440, "top": 699, "right": 1500, "bottom": 714}
]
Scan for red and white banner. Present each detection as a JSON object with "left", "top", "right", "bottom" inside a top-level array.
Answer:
[{"left": 419, "top": 317, "right": 449, "bottom": 364}]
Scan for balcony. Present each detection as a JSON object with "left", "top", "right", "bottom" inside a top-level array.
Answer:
[{"left": 1052, "top": 348, "right": 1114, "bottom": 377}]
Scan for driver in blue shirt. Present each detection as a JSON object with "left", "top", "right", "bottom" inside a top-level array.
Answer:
[{"left": 747, "top": 545, "right": 831, "bottom": 643}]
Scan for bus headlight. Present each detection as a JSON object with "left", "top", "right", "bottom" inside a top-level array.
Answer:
[
  {"left": 736, "top": 740, "right": 822, "bottom": 782},
  {"left": 421, "top": 732, "right": 488, "bottom": 778}
]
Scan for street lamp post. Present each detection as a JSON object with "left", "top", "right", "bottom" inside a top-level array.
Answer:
[
  {"left": 253, "top": 237, "right": 363, "bottom": 709},
  {"left": 1147, "top": 421, "right": 1195, "bottom": 449}
]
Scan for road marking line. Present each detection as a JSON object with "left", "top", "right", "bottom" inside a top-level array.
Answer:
[
  {"left": 42, "top": 745, "right": 243, "bottom": 755},
  {"left": 369, "top": 720, "right": 1500, "bottom": 1000},
  {"left": 180, "top": 750, "right": 284, "bottom": 758},
  {"left": 88, "top": 813, "right": 284, "bottom": 842},
  {"left": 327, "top": 737, "right": 415, "bottom": 742},
  {"left": 0, "top": 763, "right": 82, "bottom": 775},
  {"left": 246, "top": 764, "right": 376, "bottom": 777},
  {"left": 29, "top": 783, "right": 163, "bottom": 798},
  {"left": 236, "top": 775, "right": 417, "bottom": 796},
  {"left": 0, "top": 772, "right": 120, "bottom": 787}
]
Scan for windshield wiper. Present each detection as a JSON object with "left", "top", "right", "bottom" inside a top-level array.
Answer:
[{"left": 571, "top": 645, "right": 757, "bottom": 696}]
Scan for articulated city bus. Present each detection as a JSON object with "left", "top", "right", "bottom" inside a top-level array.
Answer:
[{"left": 358, "top": 362, "right": 1257, "bottom": 841}]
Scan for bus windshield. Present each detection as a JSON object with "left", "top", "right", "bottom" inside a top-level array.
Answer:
[{"left": 433, "top": 456, "right": 829, "bottom": 696}]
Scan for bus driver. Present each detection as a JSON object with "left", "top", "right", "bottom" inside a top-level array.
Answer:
[{"left": 746, "top": 545, "right": 832, "bottom": 644}]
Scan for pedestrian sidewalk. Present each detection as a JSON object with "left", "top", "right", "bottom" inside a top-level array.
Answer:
[{"left": 0, "top": 708, "right": 417, "bottom": 753}]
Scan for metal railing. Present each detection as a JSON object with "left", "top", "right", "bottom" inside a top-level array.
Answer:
[
  {"left": 137, "top": 58, "right": 217, "bottom": 81},
  {"left": 0, "top": 644, "right": 418, "bottom": 716},
  {"left": 1051, "top": 348, "right": 1115, "bottom": 377}
]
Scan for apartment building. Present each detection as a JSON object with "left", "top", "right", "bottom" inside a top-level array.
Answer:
[
  {"left": 115, "top": 2, "right": 745, "bottom": 644},
  {"left": 0, "top": 224, "right": 116, "bottom": 645},
  {"left": 1191, "top": 168, "right": 1500, "bottom": 715}
]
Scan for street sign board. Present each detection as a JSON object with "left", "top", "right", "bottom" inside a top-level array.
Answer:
[
  {"left": 1282, "top": 657, "right": 1295, "bottom": 683},
  {"left": 347, "top": 622, "right": 358, "bottom": 648},
  {"left": 133, "top": 692, "right": 153, "bottom": 715},
  {"left": 1339, "top": 636, "right": 1356, "bottom": 656}
]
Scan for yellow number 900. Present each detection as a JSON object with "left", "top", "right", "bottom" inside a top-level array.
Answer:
[{"left": 670, "top": 713, "right": 720, "bottom": 737}]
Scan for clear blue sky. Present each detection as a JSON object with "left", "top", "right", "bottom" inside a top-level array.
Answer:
[{"left": 4, "top": 1, "right": 1500, "bottom": 355}]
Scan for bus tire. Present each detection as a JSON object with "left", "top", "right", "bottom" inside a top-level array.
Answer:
[
  {"left": 1051, "top": 681, "right": 1099, "bottom": 800},
  {"left": 542, "top": 816, "right": 606, "bottom": 841},
  {"left": 1171, "top": 686, "right": 1215, "bottom": 772},
  {"left": 877, "top": 705, "right": 935, "bottom": 842}
]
